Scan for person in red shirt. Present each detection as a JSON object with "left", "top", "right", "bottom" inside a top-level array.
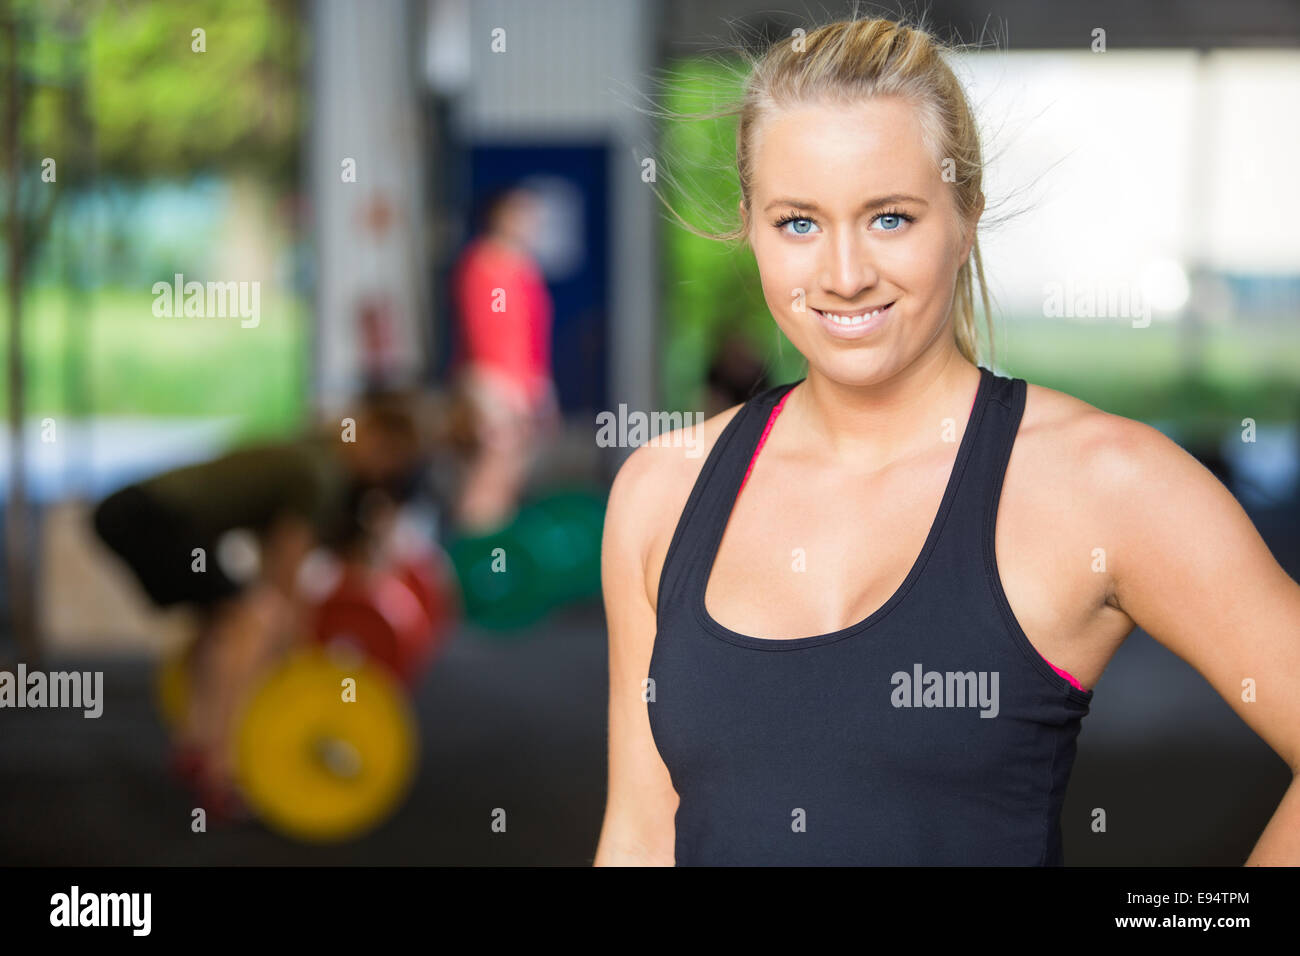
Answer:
[{"left": 450, "top": 186, "right": 559, "bottom": 532}]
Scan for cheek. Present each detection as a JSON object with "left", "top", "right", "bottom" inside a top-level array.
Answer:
[
  {"left": 883, "top": 226, "right": 962, "bottom": 299},
  {"left": 753, "top": 235, "right": 812, "bottom": 308}
]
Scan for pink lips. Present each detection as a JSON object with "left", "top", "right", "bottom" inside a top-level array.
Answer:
[{"left": 813, "top": 301, "right": 895, "bottom": 339}]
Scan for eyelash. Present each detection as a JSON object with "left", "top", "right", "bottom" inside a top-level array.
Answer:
[{"left": 771, "top": 208, "right": 915, "bottom": 234}]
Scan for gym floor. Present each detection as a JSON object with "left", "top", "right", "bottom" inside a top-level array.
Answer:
[
  {"left": 0, "top": 602, "right": 609, "bottom": 865},
  {"left": 2, "top": 490, "right": 1297, "bottom": 865}
]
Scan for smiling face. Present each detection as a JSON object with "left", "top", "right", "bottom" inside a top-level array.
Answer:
[{"left": 744, "top": 95, "right": 976, "bottom": 384}]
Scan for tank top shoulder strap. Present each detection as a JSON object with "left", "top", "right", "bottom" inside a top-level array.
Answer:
[
  {"left": 655, "top": 381, "right": 801, "bottom": 619},
  {"left": 926, "top": 367, "right": 1027, "bottom": 571}
]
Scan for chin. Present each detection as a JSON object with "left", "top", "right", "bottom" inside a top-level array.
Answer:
[{"left": 806, "top": 351, "right": 899, "bottom": 386}]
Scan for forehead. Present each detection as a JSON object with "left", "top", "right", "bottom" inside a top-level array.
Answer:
[{"left": 750, "top": 96, "right": 936, "bottom": 200}]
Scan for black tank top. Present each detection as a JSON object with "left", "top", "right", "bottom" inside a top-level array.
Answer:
[{"left": 647, "top": 365, "right": 1094, "bottom": 865}]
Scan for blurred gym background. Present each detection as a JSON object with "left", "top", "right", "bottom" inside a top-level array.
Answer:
[{"left": 1, "top": 0, "right": 1297, "bottom": 864}]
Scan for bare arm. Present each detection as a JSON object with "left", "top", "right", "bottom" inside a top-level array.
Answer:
[
  {"left": 1095, "top": 417, "right": 1300, "bottom": 864},
  {"left": 259, "top": 513, "right": 318, "bottom": 610},
  {"left": 593, "top": 444, "right": 679, "bottom": 866}
]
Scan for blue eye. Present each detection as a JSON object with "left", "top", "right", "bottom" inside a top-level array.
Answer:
[
  {"left": 774, "top": 208, "right": 915, "bottom": 236},
  {"left": 873, "top": 209, "right": 915, "bottom": 231},
  {"left": 775, "top": 215, "right": 817, "bottom": 236}
]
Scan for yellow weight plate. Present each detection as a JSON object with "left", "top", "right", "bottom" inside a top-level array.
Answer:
[
  {"left": 232, "top": 647, "right": 418, "bottom": 843},
  {"left": 155, "top": 641, "right": 192, "bottom": 731}
]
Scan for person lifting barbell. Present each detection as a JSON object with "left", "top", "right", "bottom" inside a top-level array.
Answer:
[{"left": 91, "top": 388, "right": 472, "bottom": 818}]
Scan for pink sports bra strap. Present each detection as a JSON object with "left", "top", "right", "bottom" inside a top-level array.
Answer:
[{"left": 738, "top": 388, "right": 792, "bottom": 495}]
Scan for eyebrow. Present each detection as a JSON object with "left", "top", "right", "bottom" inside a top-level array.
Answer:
[{"left": 763, "top": 194, "right": 930, "bottom": 213}]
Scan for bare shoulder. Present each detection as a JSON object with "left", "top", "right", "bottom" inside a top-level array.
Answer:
[
  {"left": 1006, "top": 380, "right": 1205, "bottom": 615},
  {"left": 1019, "top": 379, "right": 1206, "bottom": 494},
  {"left": 605, "top": 399, "right": 748, "bottom": 608},
  {"left": 1015, "top": 378, "right": 1230, "bottom": 589}
]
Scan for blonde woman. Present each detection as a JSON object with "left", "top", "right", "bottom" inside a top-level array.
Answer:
[{"left": 595, "top": 16, "right": 1300, "bottom": 865}]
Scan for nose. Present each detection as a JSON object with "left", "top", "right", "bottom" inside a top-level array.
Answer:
[{"left": 818, "top": 226, "right": 879, "bottom": 303}]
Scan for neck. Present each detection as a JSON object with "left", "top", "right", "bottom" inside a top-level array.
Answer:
[
  {"left": 784, "top": 345, "right": 980, "bottom": 472},
  {"left": 484, "top": 232, "right": 527, "bottom": 255}
]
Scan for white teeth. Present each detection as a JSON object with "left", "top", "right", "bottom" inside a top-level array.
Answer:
[{"left": 819, "top": 304, "right": 889, "bottom": 325}]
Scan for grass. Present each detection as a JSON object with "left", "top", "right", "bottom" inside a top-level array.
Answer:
[
  {"left": 996, "top": 315, "right": 1300, "bottom": 443},
  {"left": 0, "top": 285, "right": 308, "bottom": 440}
]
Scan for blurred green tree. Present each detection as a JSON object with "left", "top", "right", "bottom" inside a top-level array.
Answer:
[
  {"left": 12, "top": 0, "right": 303, "bottom": 181},
  {"left": 0, "top": 0, "right": 307, "bottom": 653}
]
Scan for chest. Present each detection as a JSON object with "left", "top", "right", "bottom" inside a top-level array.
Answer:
[
  {"left": 645, "top": 542, "right": 1091, "bottom": 865},
  {"left": 685, "top": 438, "right": 1125, "bottom": 691}
]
